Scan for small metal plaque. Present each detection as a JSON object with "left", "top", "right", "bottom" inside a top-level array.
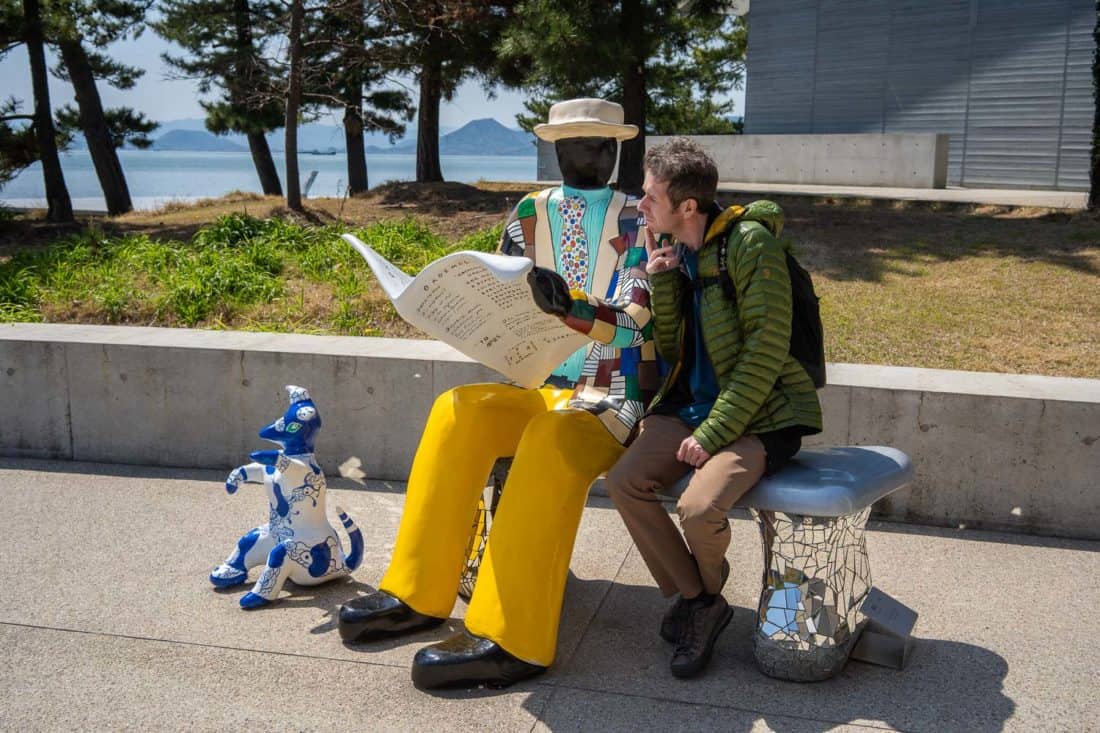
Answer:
[{"left": 850, "top": 587, "right": 918, "bottom": 669}]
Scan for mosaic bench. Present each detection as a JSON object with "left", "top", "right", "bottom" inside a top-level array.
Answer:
[
  {"left": 661, "top": 445, "right": 915, "bottom": 681},
  {"left": 460, "top": 445, "right": 915, "bottom": 682}
]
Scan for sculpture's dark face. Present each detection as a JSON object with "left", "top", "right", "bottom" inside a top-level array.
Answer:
[{"left": 555, "top": 137, "right": 618, "bottom": 189}]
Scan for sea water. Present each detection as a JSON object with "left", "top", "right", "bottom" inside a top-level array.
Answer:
[{"left": 1, "top": 149, "right": 538, "bottom": 211}]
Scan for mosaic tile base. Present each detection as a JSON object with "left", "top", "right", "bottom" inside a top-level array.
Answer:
[{"left": 750, "top": 507, "right": 873, "bottom": 681}]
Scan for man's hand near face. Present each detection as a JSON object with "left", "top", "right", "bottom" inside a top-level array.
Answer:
[{"left": 642, "top": 225, "right": 680, "bottom": 275}]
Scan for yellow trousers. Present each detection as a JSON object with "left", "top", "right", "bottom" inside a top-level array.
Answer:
[{"left": 379, "top": 383, "right": 623, "bottom": 666}]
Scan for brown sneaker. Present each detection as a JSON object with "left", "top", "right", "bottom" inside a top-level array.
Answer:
[
  {"left": 660, "top": 558, "right": 730, "bottom": 643},
  {"left": 669, "top": 595, "right": 733, "bottom": 679}
]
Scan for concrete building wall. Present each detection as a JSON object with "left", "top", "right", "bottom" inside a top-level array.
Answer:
[
  {"left": 2, "top": 324, "right": 1098, "bottom": 539},
  {"left": 744, "top": 0, "right": 1096, "bottom": 191},
  {"left": 537, "top": 133, "right": 949, "bottom": 188}
]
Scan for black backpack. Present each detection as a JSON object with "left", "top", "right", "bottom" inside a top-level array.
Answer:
[{"left": 710, "top": 231, "right": 827, "bottom": 389}]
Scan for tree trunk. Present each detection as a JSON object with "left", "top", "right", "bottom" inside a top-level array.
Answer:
[
  {"left": 284, "top": 0, "right": 304, "bottom": 211},
  {"left": 416, "top": 56, "right": 444, "bottom": 183},
  {"left": 1089, "top": 0, "right": 1099, "bottom": 210},
  {"left": 23, "top": 0, "right": 73, "bottom": 222},
  {"left": 343, "top": 0, "right": 368, "bottom": 195},
  {"left": 344, "top": 101, "right": 369, "bottom": 195},
  {"left": 617, "top": 0, "right": 646, "bottom": 195},
  {"left": 58, "top": 39, "right": 133, "bottom": 215},
  {"left": 232, "top": 0, "right": 282, "bottom": 196},
  {"left": 247, "top": 132, "right": 282, "bottom": 196}
]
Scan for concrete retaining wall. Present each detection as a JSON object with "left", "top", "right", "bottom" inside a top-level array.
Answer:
[
  {"left": 538, "top": 133, "right": 949, "bottom": 188},
  {"left": 2, "top": 324, "right": 1097, "bottom": 539}
]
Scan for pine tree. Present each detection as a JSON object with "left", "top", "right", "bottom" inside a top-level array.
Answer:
[
  {"left": 21, "top": 0, "right": 73, "bottom": 221},
  {"left": 500, "top": 0, "right": 745, "bottom": 192},
  {"left": 381, "top": 1, "right": 517, "bottom": 183},
  {"left": 48, "top": 0, "right": 157, "bottom": 215},
  {"left": 307, "top": 0, "right": 412, "bottom": 195},
  {"left": 156, "top": 0, "right": 286, "bottom": 196},
  {"left": 283, "top": 0, "right": 305, "bottom": 209}
]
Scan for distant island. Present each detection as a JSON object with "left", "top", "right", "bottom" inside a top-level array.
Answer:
[
  {"left": 103, "top": 117, "right": 536, "bottom": 156},
  {"left": 367, "top": 119, "right": 535, "bottom": 157},
  {"left": 150, "top": 129, "right": 248, "bottom": 153}
]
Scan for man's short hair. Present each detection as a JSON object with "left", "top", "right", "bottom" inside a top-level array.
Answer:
[{"left": 643, "top": 137, "right": 719, "bottom": 211}]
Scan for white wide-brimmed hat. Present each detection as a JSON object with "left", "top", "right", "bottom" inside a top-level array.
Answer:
[{"left": 533, "top": 98, "right": 639, "bottom": 142}]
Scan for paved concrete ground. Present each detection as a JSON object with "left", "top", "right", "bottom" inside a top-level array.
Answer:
[
  {"left": 2, "top": 458, "right": 1097, "bottom": 732},
  {"left": 714, "top": 182, "right": 1087, "bottom": 209}
]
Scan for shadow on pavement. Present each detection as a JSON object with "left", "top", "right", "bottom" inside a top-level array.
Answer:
[
  {"left": 520, "top": 579, "right": 1016, "bottom": 733},
  {"left": 207, "top": 574, "right": 376, "bottom": 636}
]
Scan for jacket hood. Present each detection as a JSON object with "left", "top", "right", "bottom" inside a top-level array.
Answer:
[{"left": 704, "top": 200, "right": 784, "bottom": 244}]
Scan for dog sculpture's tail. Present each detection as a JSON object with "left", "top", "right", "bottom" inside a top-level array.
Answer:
[{"left": 335, "top": 505, "right": 364, "bottom": 572}]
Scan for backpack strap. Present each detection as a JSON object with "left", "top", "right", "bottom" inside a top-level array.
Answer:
[{"left": 715, "top": 235, "right": 737, "bottom": 301}]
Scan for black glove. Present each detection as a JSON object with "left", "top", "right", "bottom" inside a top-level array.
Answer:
[{"left": 527, "top": 266, "right": 572, "bottom": 317}]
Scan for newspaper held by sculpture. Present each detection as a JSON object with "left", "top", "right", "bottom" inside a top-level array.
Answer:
[{"left": 342, "top": 234, "right": 588, "bottom": 389}]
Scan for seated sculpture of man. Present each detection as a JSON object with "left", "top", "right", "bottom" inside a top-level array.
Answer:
[{"left": 338, "top": 98, "right": 658, "bottom": 689}]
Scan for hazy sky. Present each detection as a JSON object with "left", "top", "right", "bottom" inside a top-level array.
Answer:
[{"left": 0, "top": 29, "right": 745, "bottom": 130}]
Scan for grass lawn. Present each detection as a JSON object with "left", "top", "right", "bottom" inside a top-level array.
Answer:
[{"left": 2, "top": 182, "right": 1098, "bottom": 378}]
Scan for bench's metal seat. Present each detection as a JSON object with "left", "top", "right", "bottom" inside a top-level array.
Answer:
[{"left": 663, "top": 445, "right": 913, "bottom": 516}]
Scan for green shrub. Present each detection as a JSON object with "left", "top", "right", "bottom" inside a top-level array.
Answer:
[
  {"left": 451, "top": 223, "right": 504, "bottom": 254},
  {"left": 160, "top": 250, "right": 283, "bottom": 326},
  {"left": 113, "top": 234, "right": 182, "bottom": 274},
  {"left": 0, "top": 302, "right": 41, "bottom": 322},
  {"left": 349, "top": 218, "right": 448, "bottom": 274},
  {"left": 193, "top": 213, "right": 276, "bottom": 249},
  {"left": 1, "top": 212, "right": 503, "bottom": 331},
  {"left": 243, "top": 238, "right": 284, "bottom": 275},
  {"left": 296, "top": 231, "right": 363, "bottom": 281},
  {"left": 0, "top": 263, "right": 39, "bottom": 307},
  {"left": 93, "top": 280, "right": 133, "bottom": 323},
  {"left": 262, "top": 217, "right": 323, "bottom": 253}
]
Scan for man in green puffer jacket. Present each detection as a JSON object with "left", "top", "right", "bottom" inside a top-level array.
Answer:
[{"left": 606, "top": 138, "right": 822, "bottom": 679}]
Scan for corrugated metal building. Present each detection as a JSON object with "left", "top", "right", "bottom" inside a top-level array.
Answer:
[{"left": 744, "top": 0, "right": 1096, "bottom": 190}]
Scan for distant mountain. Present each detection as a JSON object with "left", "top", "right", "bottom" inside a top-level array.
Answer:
[
  {"left": 151, "top": 118, "right": 456, "bottom": 152},
  {"left": 368, "top": 118, "right": 535, "bottom": 156},
  {"left": 151, "top": 129, "right": 247, "bottom": 152},
  {"left": 439, "top": 118, "right": 535, "bottom": 156},
  {"left": 153, "top": 118, "right": 210, "bottom": 133},
  {"left": 129, "top": 118, "right": 523, "bottom": 154}
]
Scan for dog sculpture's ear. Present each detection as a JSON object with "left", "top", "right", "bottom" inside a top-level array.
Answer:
[{"left": 286, "top": 385, "right": 311, "bottom": 403}]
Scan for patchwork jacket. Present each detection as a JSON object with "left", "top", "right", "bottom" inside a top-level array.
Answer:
[{"left": 499, "top": 188, "right": 659, "bottom": 445}]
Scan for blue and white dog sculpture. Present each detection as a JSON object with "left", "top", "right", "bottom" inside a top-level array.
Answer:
[{"left": 210, "top": 385, "right": 364, "bottom": 609}]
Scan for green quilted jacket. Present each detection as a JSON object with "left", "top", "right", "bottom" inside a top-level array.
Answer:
[{"left": 648, "top": 200, "right": 823, "bottom": 456}]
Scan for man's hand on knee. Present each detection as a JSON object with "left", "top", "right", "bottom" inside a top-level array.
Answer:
[{"left": 677, "top": 436, "right": 711, "bottom": 468}]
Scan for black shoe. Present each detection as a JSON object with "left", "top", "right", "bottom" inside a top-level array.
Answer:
[
  {"left": 338, "top": 590, "right": 445, "bottom": 643},
  {"left": 660, "top": 559, "right": 730, "bottom": 643},
  {"left": 669, "top": 595, "right": 734, "bottom": 679},
  {"left": 410, "top": 631, "right": 546, "bottom": 690}
]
